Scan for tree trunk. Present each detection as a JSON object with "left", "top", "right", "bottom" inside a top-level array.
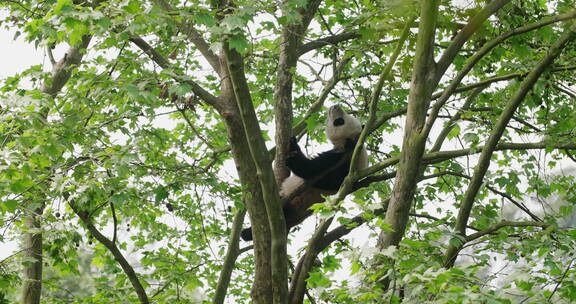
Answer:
[
  {"left": 20, "top": 205, "right": 44, "bottom": 304},
  {"left": 218, "top": 77, "right": 275, "bottom": 302},
  {"left": 377, "top": 0, "right": 440, "bottom": 249},
  {"left": 223, "top": 45, "right": 288, "bottom": 304}
]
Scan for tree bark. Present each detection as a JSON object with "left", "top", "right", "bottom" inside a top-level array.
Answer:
[
  {"left": 217, "top": 83, "right": 273, "bottom": 302},
  {"left": 20, "top": 204, "right": 44, "bottom": 304},
  {"left": 377, "top": 0, "right": 514, "bottom": 251},
  {"left": 223, "top": 44, "right": 288, "bottom": 304},
  {"left": 273, "top": 28, "right": 297, "bottom": 184},
  {"left": 273, "top": 0, "right": 323, "bottom": 184},
  {"left": 377, "top": 0, "right": 440, "bottom": 249},
  {"left": 130, "top": 27, "right": 278, "bottom": 303}
]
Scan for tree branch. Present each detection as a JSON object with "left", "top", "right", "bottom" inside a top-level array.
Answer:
[
  {"left": 465, "top": 221, "right": 549, "bottom": 242},
  {"left": 212, "top": 209, "right": 246, "bottom": 304},
  {"left": 444, "top": 171, "right": 542, "bottom": 222},
  {"left": 151, "top": 0, "right": 221, "bottom": 74},
  {"left": 426, "top": 9, "right": 576, "bottom": 137},
  {"left": 128, "top": 35, "right": 220, "bottom": 108},
  {"left": 21, "top": 32, "right": 94, "bottom": 304},
  {"left": 111, "top": 202, "right": 118, "bottom": 244},
  {"left": 42, "top": 36, "right": 92, "bottom": 98},
  {"left": 430, "top": 64, "right": 576, "bottom": 100},
  {"left": 430, "top": 85, "right": 486, "bottom": 153},
  {"left": 548, "top": 258, "right": 575, "bottom": 301},
  {"left": 553, "top": 84, "right": 576, "bottom": 99},
  {"left": 444, "top": 23, "right": 576, "bottom": 268},
  {"left": 67, "top": 198, "right": 150, "bottom": 304},
  {"left": 362, "top": 140, "right": 576, "bottom": 179},
  {"left": 378, "top": 0, "right": 440, "bottom": 249},
  {"left": 435, "top": 0, "right": 512, "bottom": 83},
  {"left": 297, "top": 32, "right": 361, "bottom": 56},
  {"left": 292, "top": 56, "right": 351, "bottom": 136},
  {"left": 273, "top": 0, "right": 323, "bottom": 185}
]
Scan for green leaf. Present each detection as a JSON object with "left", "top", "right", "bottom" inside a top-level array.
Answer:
[
  {"left": 3, "top": 200, "right": 18, "bottom": 212},
  {"left": 307, "top": 271, "right": 331, "bottom": 288},
  {"left": 169, "top": 83, "right": 193, "bottom": 97},
  {"left": 223, "top": 15, "right": 246, "bottom": 30},
  {"left": 123, "top": 0, "right": 141, "bottom": 14},
  {"left": 228, "top": 36, "right": 249, "bottom": 54},
  {"left": 447, "top": 124, "right": 460, "bottom": 139},
  {"left": 92, "top": 256, "right": 106, "bottom": 268},
  {"left": 376, "top": 219, "right": 394, "bottom": 232},
  {"left": 463, "top": 132, "right": 479, "bottom": 144},
  {"left": 95, "top": 18, "right": 112, "bottom": 32},
  {"left": 154, "top": 186, "right": 169, "bottom": 202},
  {"left": 110, "top": 193, "right": 129, "bottom": 205},
  {"left": 124, "top": 84, "right": 141, "bottom": 98},
  {"left": 53, "top": 0, "right": 73, "bottom": 15},
  {"left": 194, "top": 13, "right": 216, "bottom": 27},
  {"left": 350, "top": 260, "right": 361, "bottom": 275}
]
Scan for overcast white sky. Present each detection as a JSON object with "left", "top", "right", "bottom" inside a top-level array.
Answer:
[{"left": 0, "top": 28, "right": 44, "bottom": 79}]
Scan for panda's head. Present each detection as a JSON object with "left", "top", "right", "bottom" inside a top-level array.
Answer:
[{"left": 325, "top": 104, "right": 362, "bottom": 148}]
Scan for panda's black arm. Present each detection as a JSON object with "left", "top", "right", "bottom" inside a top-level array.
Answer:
[
  {"left": 287, "top": 150, "right": 347, "bottom": 179},
  {"left": 286, "top": 137, "right": 348, "bottom": 179}
]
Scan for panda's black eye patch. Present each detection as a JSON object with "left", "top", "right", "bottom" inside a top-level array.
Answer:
[{"left": 333, "top": 118, "right": 345, "bottom": 126}]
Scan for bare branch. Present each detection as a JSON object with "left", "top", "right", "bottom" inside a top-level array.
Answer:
[
  {"left": 553, "top": 84, "right": 576, "bottom": 99},
  {"left": 465, "top": 221, "right": 549, "bottom": 242},
  {"left": 362, "top": 140, "right": 576, "bottom": 181},
  {"left": 548, "top": 258, "right": 575, "bottom": 301},
  {"left": 430, "top": 65, "right": 576, "bottom": 100},
  {"left": 292, "top": 56, "right": 352, "bottom": 136},
  {"left": 430, "top": 85, "right": 486, "bottom": 152},
  {"left": 111, "top": 202, "right": 118, "bottom": 244},
  {"left": 298, "top": 32, "right": 361, "bottom": 56}
]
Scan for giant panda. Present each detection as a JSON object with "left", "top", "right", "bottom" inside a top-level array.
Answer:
[{"left": 240, "top": 104, "right": 368, "bottom": 241}]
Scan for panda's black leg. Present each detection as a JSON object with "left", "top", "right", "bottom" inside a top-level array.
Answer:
[
  {"left": 283, "top": 203, "right": 312, "bottom": 232},
  {"left": 240, "top": 227, "right": 253, "bottom": 241}
]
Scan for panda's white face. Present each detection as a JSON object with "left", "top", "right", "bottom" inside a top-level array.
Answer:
[{"left": 325, "top": 105, "right": 362, "bottom": 148}]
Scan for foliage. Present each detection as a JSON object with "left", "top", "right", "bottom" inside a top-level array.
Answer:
[{"left": 0, "top": 0, "right": 575, "bottom": 303}]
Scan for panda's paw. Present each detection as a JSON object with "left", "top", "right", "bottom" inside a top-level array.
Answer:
[{"left": 288, "top": 136, "right": 300, "bottom": 154}]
